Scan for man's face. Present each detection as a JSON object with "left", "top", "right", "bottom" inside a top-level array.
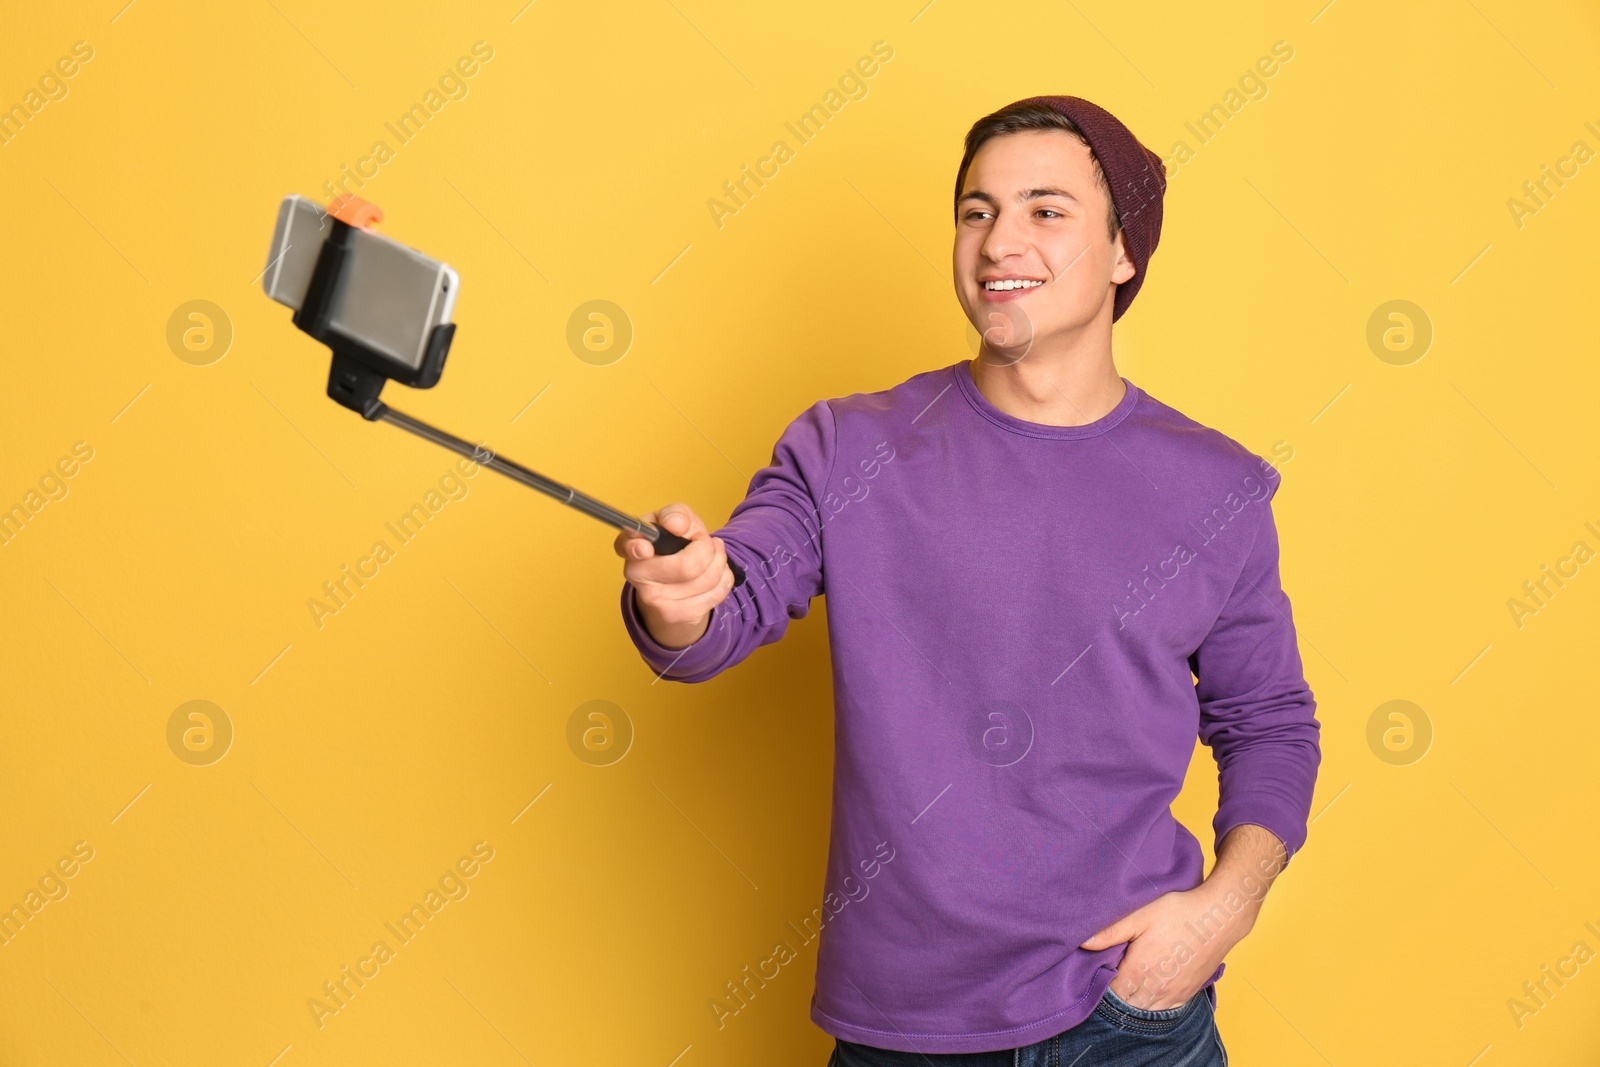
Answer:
[{"left": 953, "top": 130, "right": 1136, "bottom": 361}]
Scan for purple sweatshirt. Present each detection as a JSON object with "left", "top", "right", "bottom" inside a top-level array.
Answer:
[{"left": 620, "top": 359, "right": 1321, "bottom": 1054}]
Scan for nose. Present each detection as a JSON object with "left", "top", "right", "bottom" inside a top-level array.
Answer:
[{"left": 979, "top": 207, "right": 1028, "bottom": 264}]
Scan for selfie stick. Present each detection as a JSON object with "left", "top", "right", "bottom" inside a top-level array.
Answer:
[{"left": 290, "top": 199, "right": 746, "bottom": 587}]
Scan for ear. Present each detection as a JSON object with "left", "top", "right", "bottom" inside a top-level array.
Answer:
[{"left": 1109, "top": 229, "right": 1137, "bottom": 286}]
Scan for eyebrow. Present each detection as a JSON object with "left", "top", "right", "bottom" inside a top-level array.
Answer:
[{"left": 958, "top": 187, "right": 1081, "bottom": 207}]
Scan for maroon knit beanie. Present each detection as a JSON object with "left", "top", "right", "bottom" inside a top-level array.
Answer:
[{"left": 994, "top": 95, "right": 1167, "bottom": 322}]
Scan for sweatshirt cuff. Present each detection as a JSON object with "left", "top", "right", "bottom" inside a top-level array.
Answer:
[
  {"left": 619, "top": 580, "right": 737, "bottom": 682},
  {"left": 1212, "top": 791, "right": 1308, "bottom": 868}
]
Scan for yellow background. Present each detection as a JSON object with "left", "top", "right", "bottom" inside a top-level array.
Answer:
[{"left": 2, "top": 0, "right": 1598, "bottom": 1063}]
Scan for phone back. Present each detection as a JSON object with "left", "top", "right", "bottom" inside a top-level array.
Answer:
[{"left": 263, "top": 195, "right": 458, "bottom": 371}]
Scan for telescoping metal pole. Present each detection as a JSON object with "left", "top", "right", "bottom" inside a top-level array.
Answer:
[{"left": 368, "top": 401, "right": 748, "bottom": 588}]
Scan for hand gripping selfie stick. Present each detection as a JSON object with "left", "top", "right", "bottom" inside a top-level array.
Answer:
[{"left": 287, "top": 195, "right": 746, "bottom": 587}]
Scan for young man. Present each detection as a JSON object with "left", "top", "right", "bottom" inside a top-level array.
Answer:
[{"left": 615, "top": 95, "right": 1320, "bottom": 1065}]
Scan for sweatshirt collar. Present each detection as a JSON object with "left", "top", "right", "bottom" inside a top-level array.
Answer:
[{"left": 952, "top": 359, "right": 1141, "bottom": 440}]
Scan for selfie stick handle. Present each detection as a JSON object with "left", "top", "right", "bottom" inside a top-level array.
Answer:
[{"left": 366, "top": 401, "right": 747, "bottom": 587}]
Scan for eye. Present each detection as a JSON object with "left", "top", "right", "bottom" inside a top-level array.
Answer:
[
  {"left": 1036, "top": 208, "right": 1062, "bottom": 219},
  {"left": 963, "top": 210, "right": 992, "bottom": 221}
]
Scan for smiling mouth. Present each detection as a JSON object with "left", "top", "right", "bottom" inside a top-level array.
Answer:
[{"left": 982, "top": 279, "right": 1044, "bottom": 291}]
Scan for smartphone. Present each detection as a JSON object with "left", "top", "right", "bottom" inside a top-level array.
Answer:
[{"left": 262, "top": 194, "right": 459, "bottom": 375}]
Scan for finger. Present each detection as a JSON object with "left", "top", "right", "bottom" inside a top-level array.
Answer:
[
  {"left": 655, "top": 503, "right": 706, "bottom": 540},
  {"left": 615, "top": 527, "right": 655, "bottom": 560},
  {"left": 624, "top": 530, "right": 717, "bottom": 585},
  {"left": 663, "top": 537, "right": 729, "bottom": 599},
  {"left": 1112, "top": 978, "right": 1146, "bottom": 1003},
  {"left": 615, "top": 508, "right": 676, "bottom": 561},
  {"left": 1080, "top": 923, "right": 1130, "bottom": 950},
  {"left": 628, "top": 536, "right": 724, "bottom": 595},
  {"left": 661, "top": 549, "right": 736, "bottom": 616},
  {"left": 633, "top": 508, "right": 716, "bottom": 575},
  {"left": 627, "top": 549, "right": 732, "bottom": 627},
  {"left": 1113, "top": 978, "right": 1186, "bottom": 1011}
]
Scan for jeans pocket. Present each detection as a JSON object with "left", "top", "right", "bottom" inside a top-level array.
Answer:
[{"left": 1093, "top": 985, "right": 1202, "bottom": 1035}]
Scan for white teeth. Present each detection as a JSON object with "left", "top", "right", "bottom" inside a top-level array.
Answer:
[{"left": 983, "top": 279, "right": 1043, "bottom": 291}]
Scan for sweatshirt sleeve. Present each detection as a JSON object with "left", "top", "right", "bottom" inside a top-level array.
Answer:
[
  {"left": 1191, "top": 481, "right": 1322, "bottom": 866},
  {"left": 619, "top": 398, "right": 836, "bottom": 683}
]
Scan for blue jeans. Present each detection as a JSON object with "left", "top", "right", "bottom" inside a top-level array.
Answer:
[{"left": 827, "top": 986, "right": 1228, "bottom": 1066}]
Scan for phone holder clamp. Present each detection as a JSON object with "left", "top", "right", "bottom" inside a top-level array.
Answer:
[{"left": 291, "top": 197, "right": 456, "bottom": 419}]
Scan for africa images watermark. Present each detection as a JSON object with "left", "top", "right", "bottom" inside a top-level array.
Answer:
[
  {"left": 708, "top": 839, "right": 897, "bottom": 1030},
  {"left": 1504, "top": 513, "right": 1600, "bottom": 629},
  {"left": 1505, "top": 117, "right": 1600, "bottom": 231},
  {"left": 1506, "top": 916, "right": 1600, "bottom": 1032},
  {"left": 0, "top": 440, "right": 95, "bottom": 549},
  {"left": 706, "top": 40, "right": 895, "bottom": 230},
  {"left": 1110, "top": 843, "right": 1287, "bottom": 1009},
  {"left": 0, "top": 841, "right": 96, "bottom": 948},
  {"left": 319, "top": 41, "right": 496, "bottom": 206},
  {"left": 709, "top": 437, "right": 897, "bottom": 638},
  {"left": 0, "top": 39, "right": 95, "bottom": 148},
  {"left": 1162, "top": 40, "right": 1296, "bottom": 182},
  {"left": 307, "top": 445, "right": 493, "bottom": 630},
  {"left": 306, "top": 840, "right": 496, "bottom": 1030},
  {"left": 1111, "top": 443, "right": 1295, "bottom": 631}
]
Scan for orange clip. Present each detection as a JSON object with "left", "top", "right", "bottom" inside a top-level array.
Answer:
[{"left": 326, "top": 194, "right": 383, "bottom": 228}]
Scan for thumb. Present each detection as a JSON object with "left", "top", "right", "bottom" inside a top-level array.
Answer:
[
  {"left": 1081, "top": 913, "right": 1141, "bottom": 950},
  {"left": 658, "top": 506, "right": 693, "bottom": 537}
]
